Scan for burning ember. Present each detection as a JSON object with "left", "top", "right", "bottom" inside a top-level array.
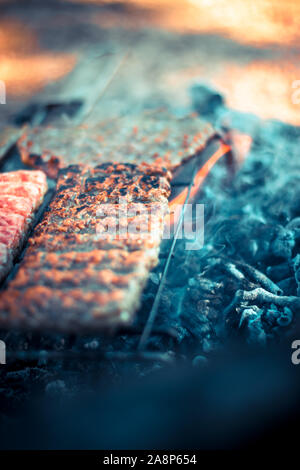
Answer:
[{"left": 169, "top": 142, "right": 231, "bottom": 208}]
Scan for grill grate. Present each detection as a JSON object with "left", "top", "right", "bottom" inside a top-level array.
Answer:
[
  {"left": 138, "top": 162, "right": 197, "bottom": 351},
  {"left": 0, "top": 100, "right": 231, "bottom": 365}
]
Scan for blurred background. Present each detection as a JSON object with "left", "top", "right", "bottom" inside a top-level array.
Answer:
[
  {"left": 0, "top": 0, "right": 300, "bottom": 451},
  {"left": 1, "top": 0, "right": 300, "bottom": 124}
]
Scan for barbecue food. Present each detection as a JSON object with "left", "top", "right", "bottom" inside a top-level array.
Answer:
[
  {"left": 0, "top": 162, "right": 171, "bottom": 331},
  {"left": 0, "top": 127, "right": 22, "bottom": 163},
  {"left": 0, "top": 170, "right": 48, "bottom": 283},
  {"left": 18, "top": 111, "right": 215, "bottom": 178}
]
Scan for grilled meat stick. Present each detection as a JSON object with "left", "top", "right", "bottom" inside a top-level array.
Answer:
[
  {"left": 0, "top": 163, "right": 171, "bottom": 332},
  {"left": 0, "top": 170, "right": 48, "bottom": 283},
  {"left": 18, "top": 111, "right": 215, "bottom": 178}
]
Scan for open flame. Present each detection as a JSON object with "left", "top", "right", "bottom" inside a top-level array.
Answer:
[
  {"left": 166, "top": 141, "right": 231, "bottom": 227},
  {"left": 222, "top": 131, "right": 253, "bottom": 166}
]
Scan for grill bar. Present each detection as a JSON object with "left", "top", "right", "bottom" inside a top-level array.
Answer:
[{"left": 137, "top": 162, "right": 197, "bottom": 351}]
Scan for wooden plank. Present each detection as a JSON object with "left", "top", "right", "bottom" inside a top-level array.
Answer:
[{"left": 32, "top": 46, "right": 129, "bottom": 121}]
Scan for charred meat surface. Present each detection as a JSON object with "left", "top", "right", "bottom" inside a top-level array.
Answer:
[
  {"left": 0, "top": 163, "right": 171, "bottom": 332},
  {"left": 18, "top": 111, "right": 215, "bottom": 178},
  {"left": 0, "top": 170, "right": 48, "bottom": 283}
]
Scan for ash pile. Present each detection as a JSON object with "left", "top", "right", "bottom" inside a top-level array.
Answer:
[{"left": 179, "top": 103, "right": 300, "bottom": 349}]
